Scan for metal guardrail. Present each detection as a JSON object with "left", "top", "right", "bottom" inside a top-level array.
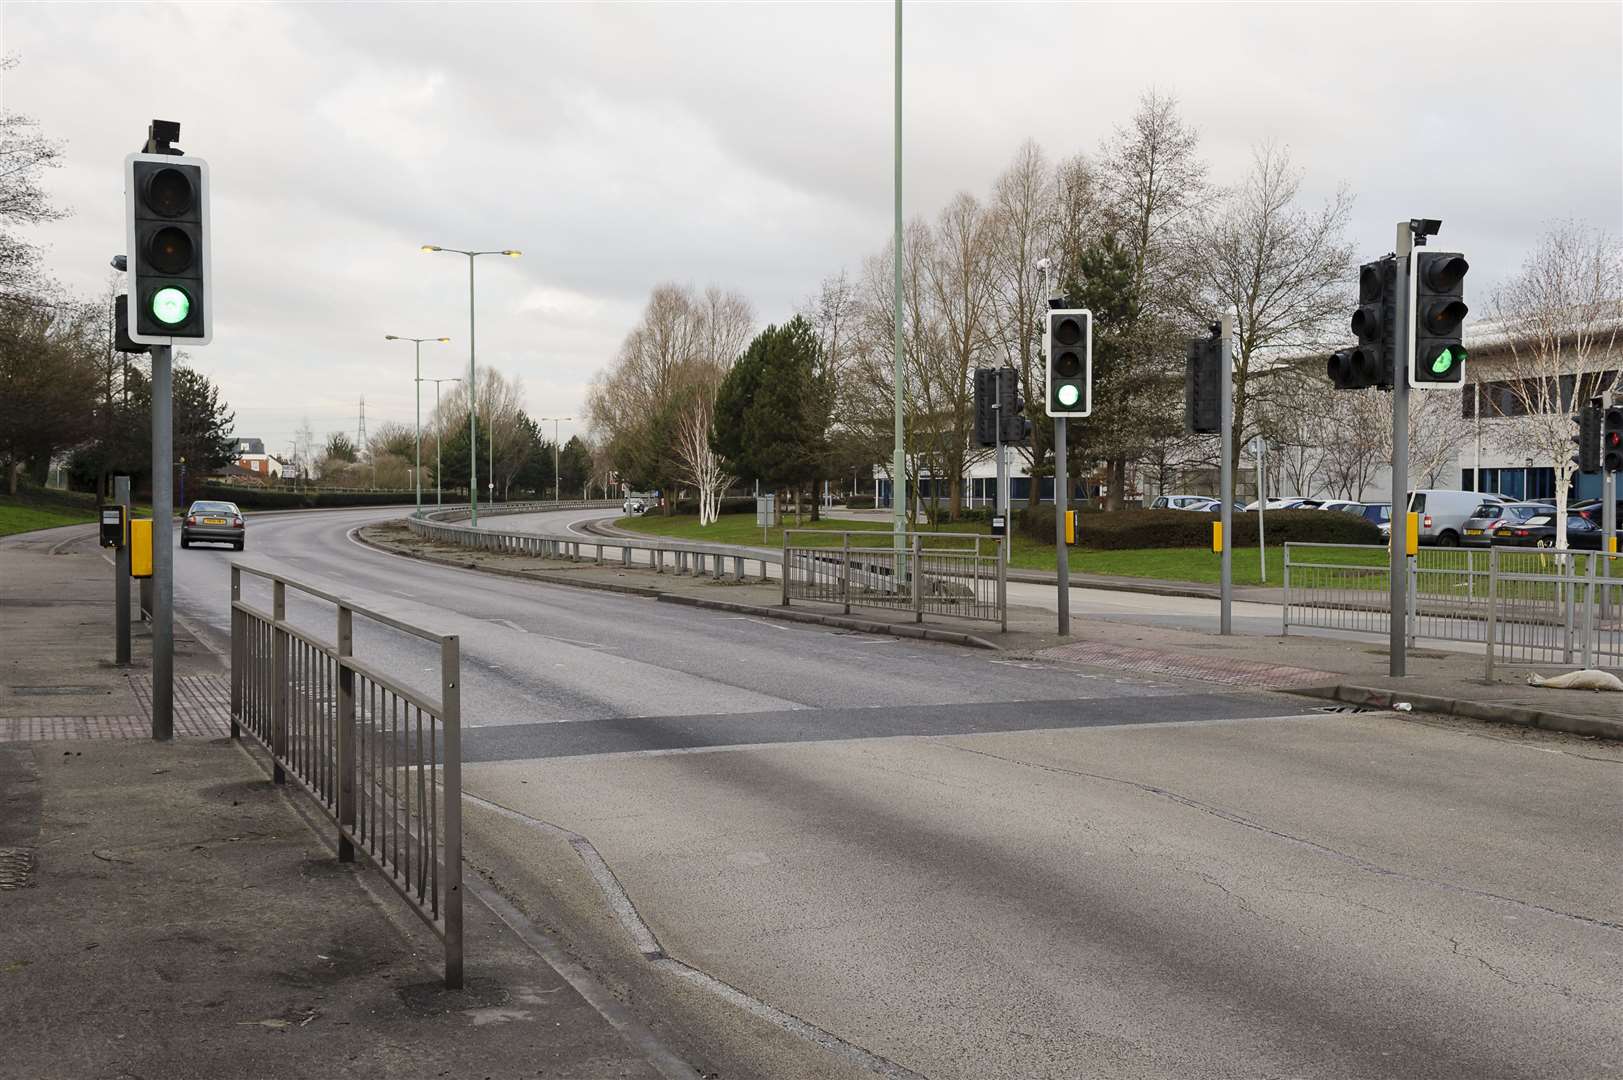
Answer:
[
  {"left": 407, "top": 501, "right": 781, "bottom": 582},
  {"left": 229, "top": 564, "right": 465, "bottom": 988},
  {"left": 1487, "top": 547, "right": 1623, "bottom": 676},
  {"left": 1283, "top": 542, "right": 1623, "bottom": 673},
  {"left": 781, "top": 530, "right": 1007, "bottom": 630}
]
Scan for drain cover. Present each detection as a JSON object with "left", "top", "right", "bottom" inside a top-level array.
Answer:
[
  {"left": 0, "top": 849, "right": 35, "bottom": 889},
  {"left": 1313, "top": 705, "right": 1373, "bottom": 714}
]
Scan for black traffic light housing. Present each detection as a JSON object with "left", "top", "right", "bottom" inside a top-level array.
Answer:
[
  {"left": 1574, "top": 404, "right": 1603, "bottom": 474},
  {"left": 974, "top": 368, "right": 999, "bottom": 448},
  {"left": 997, "top": 367, "right": 1029, "bottom": 445},
  {"left": 1604, "top": 406, "right": 1623, "bottom": 474},
  {"left": 1333, "top": 257, "right": 1395, "bottom": 390},
  {"left": 1410, "top": 251, "right": 1468, "bottom": 387},
  {"left": 1185, "top": 325, "right": 1221, "bottom": 433},
  {"left": 1045, "top": 309, "right": 1091, "bottom": 418},
  {"left": 125, "top": 150, "right": 211, "bottom": 344}
]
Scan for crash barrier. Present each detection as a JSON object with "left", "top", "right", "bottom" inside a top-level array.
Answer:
[
  {"left": 782, "top": 530, "right": 1007, "bottom": 630},
  {"left": 407, "top": 505, "right": 780, "bottom": 583},
  {"left": 420, "top": 499, "right": 621, "bottom": 523},
  {"left": 230, "top": 564, "right": 465, "bottom": 988},
  {"left": 1282, "top": 543, "right": 1622, "bottom": 674},
  {"left": 1486, "top": 547, "right": 1623, "bottom": 677}
]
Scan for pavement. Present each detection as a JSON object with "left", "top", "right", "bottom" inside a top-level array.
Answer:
[
  {"left": 7, "top": 512, "right": 1623, "bottom": 1079},
  {"left": 384, "top": 507, "right": 1623, "bottom": 741}
]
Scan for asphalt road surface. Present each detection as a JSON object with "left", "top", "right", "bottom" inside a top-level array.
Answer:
[{"left": 168, "top": 507, "right": 1622, "bottom": 1080}]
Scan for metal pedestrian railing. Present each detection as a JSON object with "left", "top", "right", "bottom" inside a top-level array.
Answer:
[
  {"left": 1283, "top": 543, "right": 1492, "bottom": 646},
  {"left": 781, "top": 530, "right": 1007, "bottom": 630},
  {"left": 230, "top": 564, "right": 465, "bottom": 988},
  {"left": 408, "top": 504, "right": 780, "bottom": 583},
  {"left": 1486, "top": 547, "right": 1623, "bottom": 676}
]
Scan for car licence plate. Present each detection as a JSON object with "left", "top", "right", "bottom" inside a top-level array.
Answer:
[
  {"left": 203, "top": 517, "right": 225, "bottom": 525},
  {"left": 1496, "top": 529, "right": 1512, "bottom": 536},
  {"left": 1464, "top": 529, "right": 1482, "bottom": 535}
]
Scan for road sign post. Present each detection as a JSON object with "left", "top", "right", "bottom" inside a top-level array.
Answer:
[{"left": 1219, "top": 314, "right": 1233, "bottom": 634}]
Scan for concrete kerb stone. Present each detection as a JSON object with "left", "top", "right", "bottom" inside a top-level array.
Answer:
[{"left": 1286, "top": 683, "right": 1623, "bottom": 741}]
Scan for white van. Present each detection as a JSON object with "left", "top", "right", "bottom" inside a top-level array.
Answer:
[{"left": 1407, "top": 489, "right": 1507, "bottom": 547}]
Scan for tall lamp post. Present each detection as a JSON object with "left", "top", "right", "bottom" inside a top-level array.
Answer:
[
  {"left": 538, "top": 416, "right": 573, "bottom": 500},
  {"left": 420, "top": 377, "right": 463, "bottom": 507},
  {"left": 385, "top": 334, "right": 450, "bottom": 517},
  {"left": 421, "top": 245, "right": 521, "bottom": 525}
]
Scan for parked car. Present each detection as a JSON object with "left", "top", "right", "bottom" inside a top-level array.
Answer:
[
  {"left": 1461, "top": 501, "right": 1554, "bottom": 547},
  {"left": 1242, "top": 498, "right": 1310, "bottom": 511},
  {"left": 1571, "top": 498, "right": 1623, "bottom": 524},
  {"left": 1491, "top": 512, "right": 1607, "bottom": 550},
  {"left": 1348, "top": 502, "right": 1392, "bottom": 539},
  {"left": 1407, "top": 489, "right": 1506, "bottom": 547},
  {"left": 180, "top": 500, "right": 245, "bottom": 551},
  {"left": 1150, "top": 494, "right": 1221, "bottom": 511},
  {"left": 1317, "top": 500, "right": 1363, "bottom": 514}
]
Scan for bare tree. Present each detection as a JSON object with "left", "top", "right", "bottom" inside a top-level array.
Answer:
[
  {"left": 1188, "top": 142, "right": 1356, "bottom": 479},
  {"left": 1490, "top": 220, "right": 1623, "bottom": 547},
  {"left": 1317, "top": 390, "right": 1389, "bottom": 500},
  {"left": 0, "top": 58, "right": 67, "bottom": 297},
  {"left": 1408, "top": 391, "right": 1459, "bottom": 489}
]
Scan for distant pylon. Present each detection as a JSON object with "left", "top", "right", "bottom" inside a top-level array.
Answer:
[{"left": 357, "top": 396, "right": 368, "bottom": 455}]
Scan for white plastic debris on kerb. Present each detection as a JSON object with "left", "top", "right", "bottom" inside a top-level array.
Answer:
[{"left": 1394, "top": 702, "right": 1413, "bottom": 712}]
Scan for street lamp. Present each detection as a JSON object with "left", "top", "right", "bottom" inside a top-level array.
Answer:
[
  {"left": 420, "top": 377, "right": 463, "bottom": 507},
  {"left": 421, "top": 244, "right": 521, "bottom": 525},
  {"left": 385, "top": 334, "right": 451, "bottom": 517},
  {"left": 537, "top": 416, "right": 573, "bottom": 500}
]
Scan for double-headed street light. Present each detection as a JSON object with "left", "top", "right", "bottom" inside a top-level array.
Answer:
[
  {"left": 538, "top": 416, "right": 573, "bottom": 500},
  {"left": 385, "top": 334, "right": 451, "bottom": 516},
  {"left": 421, "top": 245, "right": 521, "bottom": 525},
  {"left": 420, "top": 377, "right": 463, "bottom": 507}
]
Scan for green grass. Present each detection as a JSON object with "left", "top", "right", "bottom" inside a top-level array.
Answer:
[
  {"left": 0, "top": 500, "right": 99, "bottom": 537},
  {"left": 613, "top": 513, "right": 1394, "bottom": 588}
]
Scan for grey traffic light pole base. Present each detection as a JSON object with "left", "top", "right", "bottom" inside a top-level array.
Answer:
[
  {"left": 151, "top": 343, "right": 174, "bottom": 739},
  {"left": 115, "top": 475, "right": 131, "bottom": 666},
  {"left": 1219, "top": 313, "right": 1234, "bottom": 635},
  {"left": 1055, "top": 417, "right": 1070, "bottom": 635}
]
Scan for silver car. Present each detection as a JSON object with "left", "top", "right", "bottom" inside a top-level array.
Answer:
[
  {"left": 181, "top": 500, "right": 245, "bottom": 550},
  {"left": 1460, "top": 501, "right": 1552, "bottom": 547}
]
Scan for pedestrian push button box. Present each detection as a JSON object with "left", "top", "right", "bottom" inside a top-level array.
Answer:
[
  {"left": 100, "top": 505, "right": 128, "bottom": 549},
  {"left": 129, "top": 519, "right": 153, "bottom": 579}
]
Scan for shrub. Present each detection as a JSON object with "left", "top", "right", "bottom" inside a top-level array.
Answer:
[
  {"left": 1015, "top": 507, "right": 1381, "bottom": 549},
  {"left": 668, "top": 496, "right": 756, "bottom": 516},
  {"left": 192, "top": 484, "right": 419, "bottom": 510},
  {"left": 845, "top": 496, "right": 876, "bottom": 510}
]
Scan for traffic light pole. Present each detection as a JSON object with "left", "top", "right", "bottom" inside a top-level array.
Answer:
[
  {"left": 151, "top": 343, "right": 175, "bottom": 739},
  {"left": 1389, "top": 222, "right": 1414, "bottom": 678},
  {"left": 1219, "top": 313, "right": 1234, "bottom": 635},
  {"left": 114, "top": 475, "right": 131, "bottom": 666},
  {"left": 1054, "top": 416, "right": 1070, "bottom": 635}
]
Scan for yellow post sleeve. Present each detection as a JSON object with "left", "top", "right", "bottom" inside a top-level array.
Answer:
[
  {"left": 129, "top": 518, "right": 153, "bottom": 578},
  {"left": 1065, "top": 509, "right": 1077, "bottom": 545},
  {"left": 1405, "top": 512, "right": 1420, "bottom": 557},
  {"left": 1212, "top": 521, "right": 1224, "bottom": 553}
]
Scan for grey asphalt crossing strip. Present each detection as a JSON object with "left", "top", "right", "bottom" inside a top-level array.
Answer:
[{"left": 459, "top": 694, "right": 1319, "bottom": 763}]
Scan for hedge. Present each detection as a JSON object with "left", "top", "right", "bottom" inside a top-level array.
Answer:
[
  {"left": 1015, "top": 507, "right": 1382, "bottom": 550},
  {"left": 845, "top": 496, "right": 877, "bottom": 510},
  {"left": 191, "top": 484, "right": 419, "bottom": 510},
  {"left": 667, "top": 496, "right": 757, "bottom": 516}
]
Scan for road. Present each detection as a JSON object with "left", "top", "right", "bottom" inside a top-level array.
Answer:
[{"left": 168, "top": 507, "right": 1623, "bottom": 1079}]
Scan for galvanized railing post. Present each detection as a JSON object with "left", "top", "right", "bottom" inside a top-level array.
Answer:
[
  {"left": 336, "top": 603, "right": 356, "bottom": 863},
  {"left": 781, "top": 531, "right": 790, "bottom": 607},
  {"left": 1580, "top": 553, "right": 1597, "bottom": 670},
  {"left": 271, "top": 580, "right": 288, "bottom": 784},
  {"left": 229, "top": 566, "right": 243, "bottom": 740},
  {"left": 1406, "top": 556, "right": 1418, "bottom": 648},
  {"left": 1563, "top": 553, "right": 1576, "bottom": 665},
  {"left": 912, "top": 531, "right": 923, "bottom": 623},
  {"left": 441, "top": 634, "right": 464, "bottom": 990},
  {"left": 1281, "top": 545, "right": 1292, "bottom": 636},
  {"left": 1485, "top": 546, "right": 1499, "bottom": 681},
  {"left": 843, "top": 533, "right": 851, "bottom": 614}
]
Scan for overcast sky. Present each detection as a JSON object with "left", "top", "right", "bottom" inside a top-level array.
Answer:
[{"left": 4, "top": 2, "right": 1620, "bottom": 458}]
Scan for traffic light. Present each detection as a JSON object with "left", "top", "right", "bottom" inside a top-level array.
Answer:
[
  {"left": 1605, "top": 406, "right": 1623, "bottom": 473},
  {"left": 1574, "top": 405, "right": 1602, "bottom": 474},
  {"left": 1185, "top": 326, "right": 1221, "bottom": 434},
  {"left": 1045, "top": 308, "right": 1091, "bottom": 418},
  {"left": 125, "top": 151, "right": 211, "bottom": 344},
  {"left": 974, "top": 368, "right": 999, "bottom": 447},
  {"left": 1332, "top": 257, "right": 1395, "bottom": 390},
  {"left": 1411, "top": 251, "right": 1468, "bottom": 387},
  {"left": 997, "top": 367, "right": 1030, "bottom": 444}
]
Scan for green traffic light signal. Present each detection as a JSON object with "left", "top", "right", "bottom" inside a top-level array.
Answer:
[
  {"left": 1429, "top": 346, "right": 1463, "bottom": 375},
  {"left": 150, "top": 287, "right": 191, "bottom": 326}
]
